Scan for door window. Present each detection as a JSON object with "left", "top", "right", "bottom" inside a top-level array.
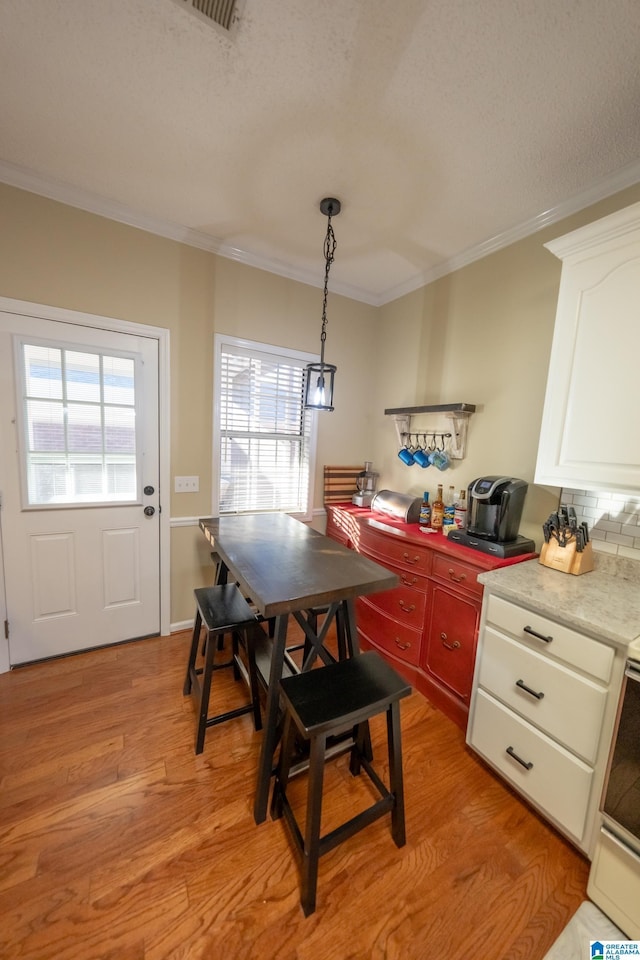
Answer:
[{"left": 16, "top": 339, "right": 140, "bottom": 506}]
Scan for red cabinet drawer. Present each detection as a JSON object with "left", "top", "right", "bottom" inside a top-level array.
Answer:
[
  {"left": 356, "top": 597, "right": 422, "bottom": 666},
  {"left": 363, "top": 583, "right": 426, "bottom": 629},
  {"left": 359, "top": 545, "right": 430, "bottom": 596},
  {"left": 431, "top": 551, "right": 483, "bottom": 598},
  {"left": 358, "top": 525, "right": 432, "bottom": 577},
  {"left": 424, "top": 583, "right": 481, "bottom": 702}
]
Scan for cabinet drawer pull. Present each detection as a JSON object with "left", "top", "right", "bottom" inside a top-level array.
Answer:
[
  {"left": 401, "top": 575, "right": 418, "bottom": 586},
  {"left": 448, "top": 567, "right": 466, "bottom": 583},
  {"left": 440, "top": 632, "right": 460, "bottom": 650},
  {"left": 402, "top": 552, "right": 420, "bottom": 565},
  {"left": 516, "top": 678, "right": 545, "bottom": 700},
  {"left": 523, "top": 625, "right": 553, "bottom": 643},
  {"left": 506, "top": 746, "right": 533, "bottom": 771},
  {"left": 394, "top": 638, "right": 411, "bottom": 651},
  {"left": 398, "top": 600, "right": 416, "bottom": 614}
]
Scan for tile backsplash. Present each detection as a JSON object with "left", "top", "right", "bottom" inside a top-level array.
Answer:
[{"left": 562, "top": 488, "right": 640, "bottom": 563}]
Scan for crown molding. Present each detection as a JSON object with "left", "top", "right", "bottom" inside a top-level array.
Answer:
[
  {"left": 377, "top": 159, "right": 640, "bottom": 305},
  {"left": 2, "top": 157, "right": 639, "bottom": 308},
  {"left": 0, "top": 159, "right": 379, "bottom": 305}
]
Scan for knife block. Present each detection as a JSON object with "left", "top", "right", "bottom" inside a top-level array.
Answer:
[{"left": 539, "top": 539, "right": 594, "bottom": 575}]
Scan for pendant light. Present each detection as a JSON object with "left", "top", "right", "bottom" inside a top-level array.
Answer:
[{"left": 304, "top": 197, "right": 340, "bottom": 412}]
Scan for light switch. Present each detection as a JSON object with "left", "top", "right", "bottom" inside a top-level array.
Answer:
[{"left": 174, "top": 476, "right": 199, "bottom": 493}]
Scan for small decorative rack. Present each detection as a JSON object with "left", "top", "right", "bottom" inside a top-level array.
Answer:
[{"left": 384, "top": 403, "right": 476, "bottom": 460}]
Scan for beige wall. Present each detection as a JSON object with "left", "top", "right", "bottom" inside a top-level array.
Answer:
[
  {"left": 2, "top": 180, "right": 640, "bottom": 624},
  {"left": 371, "top": 183, "right": 640, "bottom": 546},
  {"left": 0, "top": 184, "right": 378, "bottom": 623}
]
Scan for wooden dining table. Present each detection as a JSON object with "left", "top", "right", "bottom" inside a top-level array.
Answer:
[{"left": 199, "top": 512, "right": 399, "bottom": 823}]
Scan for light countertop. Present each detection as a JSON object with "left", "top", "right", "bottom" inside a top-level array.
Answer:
[{"left": 478, "top": 553, "right": 640, "bottom": 651}]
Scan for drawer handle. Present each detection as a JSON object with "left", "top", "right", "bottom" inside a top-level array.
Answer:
[
  {"left": 440, "top": 632, "right": 461, "bottom": 650},
  {"left": 516, "top": 678, "right": 545, "bottom": 701},
  {"left": 394, "top": 638, "right": 411, "bottom": 651},
  {"left": 398, "top": 600, "right": 416, "bottom": 614},
  {"left": 401, "top": 575, "right": 418, "bottom": 586},
  {"left": 448, "top": 567, "right": 466, "bottom": 583},
  {"left": 523, "top": 625, "right": 553, "bottom": 643},
  {"left": 506, "top": 746, "right": 533, "bottom": 771},
  {"left": 402, "top": 552, "right": 420, "bottom": 565}
]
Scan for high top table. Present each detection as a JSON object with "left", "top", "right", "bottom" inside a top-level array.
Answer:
[{"left": 199, "top": 513, "right": 398, "bottom": 823}]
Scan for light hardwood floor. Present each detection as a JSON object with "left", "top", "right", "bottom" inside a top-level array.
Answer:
[{"left": 0, "top": 626, "right": 589, "bottom": 959}]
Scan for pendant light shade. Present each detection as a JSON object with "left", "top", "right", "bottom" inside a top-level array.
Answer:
[{"left": 305, "top": 197, "right": 340, "bottom": 412}]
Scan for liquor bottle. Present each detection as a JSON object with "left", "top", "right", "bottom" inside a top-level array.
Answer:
[
  {"left": 431, "top": 484, "right": 444, "bottom": 529},
  {"left": 454, "top": 489, "right": 468, "bottom": 529},
  {"left": 443, "top": 485, "right": 456, "bottom": 526},
  {"left": 419, "top": 491, "right": 431, "bottom": 527}
]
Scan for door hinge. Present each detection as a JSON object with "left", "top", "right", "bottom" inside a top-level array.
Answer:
[{"left": 4, "top": 620, "right": 8, "bottom": 640}]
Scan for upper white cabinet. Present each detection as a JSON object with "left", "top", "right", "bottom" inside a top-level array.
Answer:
[{"left": 535, "top": 201, "right": 640, "bottom": 494}]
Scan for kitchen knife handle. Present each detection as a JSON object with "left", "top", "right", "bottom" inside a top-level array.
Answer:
[
  {"left": 516, "top": 678, "right": 545, "bottom": 700},
  {"left": 523, "top": 625, "right": 553, "bottom": 643}
]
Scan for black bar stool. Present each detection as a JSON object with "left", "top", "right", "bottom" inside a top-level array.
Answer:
[
  {"left": 270, "top": 650, "right": 411, "bottom": 916},
  {"left": 183, "top": 584, "right": 263, "bottom": 755}
]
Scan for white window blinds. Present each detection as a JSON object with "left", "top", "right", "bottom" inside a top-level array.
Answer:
[{"left": 215, "top": 339, "right": 316, "bottom": 516}]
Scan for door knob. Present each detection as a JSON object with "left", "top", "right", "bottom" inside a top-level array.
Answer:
[
  {"left": 144, "top": 485, "right": 155, "bottom": 496},
  {"left": 144, "top": 505, "right": 155, "bottom": 517}
]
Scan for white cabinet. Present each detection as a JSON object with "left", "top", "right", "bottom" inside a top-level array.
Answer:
[
  {"left": 467, "top": 593, "right": 622, "bottom": 856},
  {"left": 535, "top": 200, "right": 640, "bottom": 495}
]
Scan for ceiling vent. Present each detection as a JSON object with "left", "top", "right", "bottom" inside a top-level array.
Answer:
[{"left": 169, "top": 0, "right": 244, "bottom": 35}]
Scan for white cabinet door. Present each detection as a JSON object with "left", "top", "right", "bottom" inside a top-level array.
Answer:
[{"left": 535, "top": 200, "right": 640, "bottom": 495}]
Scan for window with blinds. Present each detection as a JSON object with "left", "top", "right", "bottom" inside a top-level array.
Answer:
[{"left": 214, "top": 336, "right": 318, "bottom": 518}]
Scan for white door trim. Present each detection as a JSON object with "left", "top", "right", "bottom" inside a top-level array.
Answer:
[{"left": 0, "top": 296, "right": 171, "bottom": 652}]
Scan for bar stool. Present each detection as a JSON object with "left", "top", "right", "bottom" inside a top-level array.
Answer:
[
  {"left": 270, "top": 650, "right": 411, "bottom": 916},
  {"left": 183, "top": 584, "right": 263, "bottom": 755}
]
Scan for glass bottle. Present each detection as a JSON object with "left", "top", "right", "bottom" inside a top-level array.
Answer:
[
  {"left": 443, "top": 485, "right": 456, "bottom": 525},
  {"left": 454, "top": 489, "right": 468, "bottom": 529},
  {"left": 431, "top": 484, "right": 444, "bottom": 529},
  {"left": 419, "top": 491, "right": 431, "bottom": 527}
]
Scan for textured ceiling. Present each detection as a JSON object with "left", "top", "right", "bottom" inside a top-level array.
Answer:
[{"left": 2, "top": 0, "right": 640, "bottom": 305}]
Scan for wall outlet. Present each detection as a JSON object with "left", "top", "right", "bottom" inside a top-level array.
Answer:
[{"left": 174, "top": 476, "right": 199, "bottom": 493}]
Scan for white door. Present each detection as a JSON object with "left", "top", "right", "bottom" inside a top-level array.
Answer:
[{"left": 0, "top": 310, "right": 161, "bottom": 665}]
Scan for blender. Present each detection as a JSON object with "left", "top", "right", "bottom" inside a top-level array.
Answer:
[{"left": 352, "top": 461, "right": 378, "bottom": 507}]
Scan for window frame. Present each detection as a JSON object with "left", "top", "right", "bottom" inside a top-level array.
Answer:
[
  {"left": 212, "top": 334, "right": 319, "bottom": 521},
  {"left": 13, "top": 334, "right": 144, "bottom": 510}
]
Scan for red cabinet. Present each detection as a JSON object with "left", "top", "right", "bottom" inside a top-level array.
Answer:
[
  {"left": 327, "top": 504, "right": 536, "bottom": 731},
  {"left": 425, "top": 583, "right": 479, "bottom": 704}
]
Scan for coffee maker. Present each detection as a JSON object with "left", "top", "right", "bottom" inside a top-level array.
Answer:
[{"left": 447, "top": 476, "right": 536, "bottom": 558}]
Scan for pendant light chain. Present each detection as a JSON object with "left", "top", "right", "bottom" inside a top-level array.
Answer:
[{"left": 319, "top": 210, "right": 337, "bottom": 362}]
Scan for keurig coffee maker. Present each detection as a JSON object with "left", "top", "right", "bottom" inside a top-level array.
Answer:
[{"left": 447, "top": 476, "right": 536, "bottom": 557}]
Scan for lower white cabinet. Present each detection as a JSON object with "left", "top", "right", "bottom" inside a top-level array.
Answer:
[
  {"left": 467, "top": 592, "right": 623, "bottom": 856},
  {"left": 471, "top": 690, "right": 594, "bottom": 842},
  {"left": 477, "top": 626, "right": 608, "bottom": 764}
]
